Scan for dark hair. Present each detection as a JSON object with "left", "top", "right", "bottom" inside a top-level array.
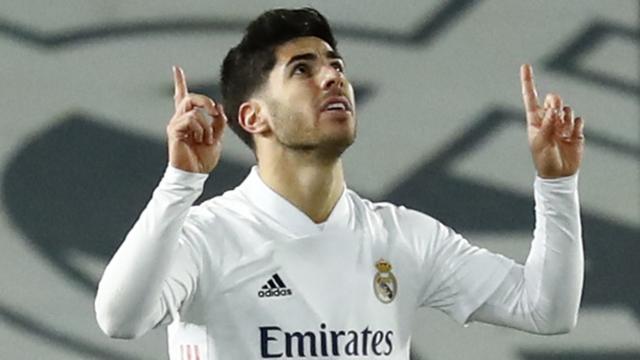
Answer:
[{"left": 220, "top": 8, "right": 337, "bottom": 150}]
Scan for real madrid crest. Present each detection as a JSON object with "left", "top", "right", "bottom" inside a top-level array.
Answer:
[{"left": 373, "top": 259, "right": 397, "bottom": 304}]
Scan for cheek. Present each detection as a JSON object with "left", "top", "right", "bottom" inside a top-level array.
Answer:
[
  {"left": 346, "top": 83, "right": 356, "bottom": 108},
  {"left": 289, "top": 89, "right": 319, "bottom": 116}
]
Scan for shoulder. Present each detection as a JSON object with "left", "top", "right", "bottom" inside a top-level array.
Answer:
[
  {"left": 163, "top": 188, "right": 242, "bottom": 242},
  {"left": 347, "top": 190, "right": 438, "bottom": 226},
  {"left": 181, "top": 187, "right": 281, "bottom": 248},
  {"left": 187, "top": 187, "right": 251, "bottom": 221},
  {"left": 345, "top": 189, "right": 442, "bottom": 240}
]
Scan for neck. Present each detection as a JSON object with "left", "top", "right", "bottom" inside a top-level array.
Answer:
[{"left": 257, "top": 150, "right": 345, "bottom": 224}]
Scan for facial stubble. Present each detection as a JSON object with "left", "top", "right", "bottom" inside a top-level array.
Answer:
[{"left": 269, "top": 99, "right": 356, "bottom": 160}]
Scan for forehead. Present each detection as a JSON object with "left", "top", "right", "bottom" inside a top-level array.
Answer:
[{"left": 274, "top": 36, "right": 335, "bottom": 63}]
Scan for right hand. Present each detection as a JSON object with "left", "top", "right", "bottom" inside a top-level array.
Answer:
[{"left": 167, "top": 65, "right": 227, "bottom": 174}]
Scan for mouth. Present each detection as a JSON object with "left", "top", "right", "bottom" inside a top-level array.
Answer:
[{"left": 321, "top": 96, "right": 352, "bottom": 113}]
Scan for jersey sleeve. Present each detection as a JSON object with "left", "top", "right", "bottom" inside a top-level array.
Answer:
[
  {"left": 468, "top": 174, "right": 583, "bottom": 334},
  {"left": 95, "top": 165, "right": 209, "bottom": 338},
  {"left": 153, "top": 217, "right": 211, "bottom": 327},
  {"left": 403, "top": 209, "right": 514, "bottom": 324}
]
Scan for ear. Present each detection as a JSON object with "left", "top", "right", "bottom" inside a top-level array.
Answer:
[{"left": 238, "top": 100, "right": 271, "bottom": 135}]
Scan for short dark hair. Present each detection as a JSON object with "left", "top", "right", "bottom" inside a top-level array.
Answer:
[{"left": 220, "top": 8, "right": 338, "bottom": 150}]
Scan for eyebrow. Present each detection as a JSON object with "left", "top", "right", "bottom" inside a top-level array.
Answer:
[{"left": 285, "top": 50, "right": 343, "bottom": 68}]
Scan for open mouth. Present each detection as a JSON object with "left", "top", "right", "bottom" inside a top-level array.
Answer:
[
  {"left": 324, "top": 103, "right": 349, "bottom": 112},
  {"left": 321, "top": 97, "right": 352, "bottom": 113}
]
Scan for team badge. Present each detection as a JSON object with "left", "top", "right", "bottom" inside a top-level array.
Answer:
[{"left": 373, "top": 259, "right": 397, "bottom": 304}]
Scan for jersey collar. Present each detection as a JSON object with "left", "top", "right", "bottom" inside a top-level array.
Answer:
[{"left": 238, "top": 166, "right": 351, "bottom": 237}]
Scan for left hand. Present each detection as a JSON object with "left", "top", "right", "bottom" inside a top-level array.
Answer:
[{"left": 520, "top": 64, "right": 585, "bottom": 178}]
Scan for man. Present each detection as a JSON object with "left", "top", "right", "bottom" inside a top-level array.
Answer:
[{"left": 95, "top": 7, "right": 585, "bottom": 359}]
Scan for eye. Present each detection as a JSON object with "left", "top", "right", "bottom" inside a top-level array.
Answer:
[
  {"left": 331, "top": 61, "right": 344, "bottom": 73},
  {"left": 292, "top": 63, "right": 310, "bottom": 76}
]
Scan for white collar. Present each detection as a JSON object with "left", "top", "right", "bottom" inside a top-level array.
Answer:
[{"left": 237, "top": 166, "right": 351, "bottom": 237}]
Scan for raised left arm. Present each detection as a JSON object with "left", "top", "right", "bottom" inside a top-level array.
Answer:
[
  {"left": 469, "top": 65, "right": 585, "bottom": 334},
  {"left": 521, "top": 64, "right": 585, "bottom": 178}
]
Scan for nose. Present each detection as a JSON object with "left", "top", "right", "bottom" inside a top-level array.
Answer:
[{"left": 320, "top": 65, "right": 344, "bottom": 91}]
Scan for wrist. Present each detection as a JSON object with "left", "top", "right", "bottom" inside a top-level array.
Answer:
[{"left": 159, "top": 164, "right": 209, "bottom": 191}]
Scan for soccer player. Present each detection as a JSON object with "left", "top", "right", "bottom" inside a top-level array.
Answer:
[{"left": 95, "top": 8, "right": 585, "bottom": 359}]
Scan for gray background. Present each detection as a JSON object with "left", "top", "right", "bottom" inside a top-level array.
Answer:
[{"left": 0, "top": 1, "right": 638, "bottom": 359}]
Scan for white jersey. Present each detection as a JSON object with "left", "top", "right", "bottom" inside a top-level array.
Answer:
[{"left": 95, "top": 166, "right": 583, "bottom": 360}]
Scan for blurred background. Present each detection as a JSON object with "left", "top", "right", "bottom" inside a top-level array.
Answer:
[{"left": 0, "top": 1, "right": 638, "bottom": 359}]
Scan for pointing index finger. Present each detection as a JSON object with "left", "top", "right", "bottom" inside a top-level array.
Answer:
[
  {"left": 173, "top": 65, "right": 188, "bottom": 108},
  {"left": 520, "top": 64, "right": 539, "bottom": 114}
]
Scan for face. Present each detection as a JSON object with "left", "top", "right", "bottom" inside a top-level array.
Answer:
[{"left": 258, "top": 36, "right": 356, "bottom": 158}]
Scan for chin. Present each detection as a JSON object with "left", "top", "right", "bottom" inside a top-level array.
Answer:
[
  {"left": 319, "top": 132, "right": 356, "bottom": 158},
  {"left": 276, "top": 123, "right": 356, "bottom": 158}
]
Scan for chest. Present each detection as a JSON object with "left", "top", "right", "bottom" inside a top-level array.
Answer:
[{"left": 208, "top": 228, "right": 421, "bottom": 331}]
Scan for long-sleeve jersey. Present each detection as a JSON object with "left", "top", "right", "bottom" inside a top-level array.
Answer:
[{"left": 95, "top": 166, "right": 583, "bottom": 359}]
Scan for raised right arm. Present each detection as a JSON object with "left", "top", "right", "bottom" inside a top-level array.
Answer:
[
  {"left": 94, "top": 66, "right": 226, "bottom": 338},
  {"left": 95, "top": 166, "right": 207, "bottom": 338}
]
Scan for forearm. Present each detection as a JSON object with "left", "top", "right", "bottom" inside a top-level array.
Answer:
[
  {"left": 95, "top": 166, "right": 207, "bottom": 338},
  {"left": 470, "top": 174, "right": 584, "bottom": 334}
]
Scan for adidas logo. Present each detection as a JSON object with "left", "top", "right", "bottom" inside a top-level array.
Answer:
[{"left": 258, "top": 273, "right": 293, "bottom": 298}]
